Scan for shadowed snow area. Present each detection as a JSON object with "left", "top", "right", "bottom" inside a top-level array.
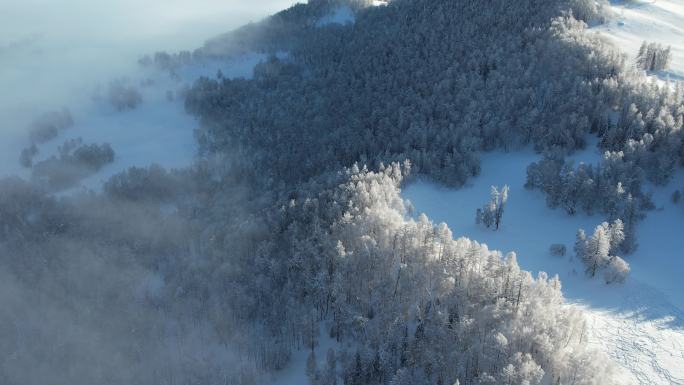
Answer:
[{"left": 403, "top": 141, "right": 684, "bottom": 385}]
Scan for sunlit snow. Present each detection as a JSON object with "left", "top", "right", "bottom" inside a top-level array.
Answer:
[{"left": 593, "top": 0, "right": 684, "bottom": 80}]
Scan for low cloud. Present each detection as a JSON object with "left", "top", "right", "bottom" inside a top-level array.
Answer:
[{"left": 0, "top": 0, "right": 297, "bottom": 137}]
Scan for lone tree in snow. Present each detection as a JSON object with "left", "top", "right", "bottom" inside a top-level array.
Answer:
[
  {"left": 575, "top": 219, "right": 630, "bottom": 283},
  {"left": 476, "top": 185, "right": 509, "bottom": 230}
]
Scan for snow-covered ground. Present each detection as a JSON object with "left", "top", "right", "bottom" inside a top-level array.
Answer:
[
  {"left": 593, "top": 0, "right": 684, "bottom": 79},
  {"left": 402, "top": 143, "right": 684, "bottom": 385},
  {"left": 0, "top": 53, "right": 267, "bottom": 190}
]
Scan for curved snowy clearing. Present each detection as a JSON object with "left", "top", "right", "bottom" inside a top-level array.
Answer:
[{"left": 402, "top": 145, "right": 684, "bottom": 385}]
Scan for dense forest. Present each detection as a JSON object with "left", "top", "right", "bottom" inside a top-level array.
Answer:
[
  {"left": 3, "top": 0, "right": 684, "bottom": 384},
  {"left": 185, "top": 0, "right": 683, "bottom": 246}
]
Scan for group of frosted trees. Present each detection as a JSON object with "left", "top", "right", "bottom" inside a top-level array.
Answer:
[
  {"left": 27, "top": 137, "right": 115, "bottom": 190},
  {"left": 525, "top": 153, "right": 643, "bottom": 252},
  {"left": 185, "top": 0, "right": 618, "bottom": 188},
  {"left": 574, "top": 220, "right": 630, "bottom": 283},
  {"left": 18, "top": 78, "right": 144, "bottom": 190},
  {"left": 636, "top": 41, "right": 672, "bottom": 72},
  {"left": 475, "top": 185, "right": 508, "bottom": 230},
  {"left": 0, "top": 159, "right": 621, "bottom": 385},
  {"left": 19, "top": 109, "right": 75, "bottom": 168},
  {"left": 273, "top": 163, "right": 617, "bottom": 385},
  {"left": 17, "top": 110, "right": 116, "bottom": 190},
  {"left": 526, "top": 78, "right": 684, "bottom": 253}
]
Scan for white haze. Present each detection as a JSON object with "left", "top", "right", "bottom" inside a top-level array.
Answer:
[
  {"left": 0, "top": 2, "right": 295, "bottom": 384},
  {"left": 0, "top": 0, "right": 297, "bottom": 174}
]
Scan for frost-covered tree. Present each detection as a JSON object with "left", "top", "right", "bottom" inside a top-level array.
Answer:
[
  {"left": 476, "top": 185, "right": 509, "bottom": 230},
  {"left": 320, "top": 348, "right": 337, "bottom": 385},
  {"left": 575, "top": 220, "right": 628, "bottom": 281},
  {"left": 636, "top": 41, "right": 672, "bottom": 71},
  {"left": 584, "top": 225, "right": 611, "bottom": 277},
  {"left": 32, "top": 138, "right": 115, "bottom": 190},
  {"left": 606, "top": 219, "right": 625, "bottom": 252},
  {"left": 604, "top": 256, "right": 630, "bottom": 284},
  {"left": 307, "top": 351, "right": 320, "bottom": 384},
  {"left": 574, "top": 228, "right": 587, "bottom": 261},
  {"left": 185, "top": 0, "right": 625, "bottom": 188}
]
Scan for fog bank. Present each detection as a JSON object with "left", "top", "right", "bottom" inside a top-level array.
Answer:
[{"left": 0, "top": 0, "right": 296, "bottom": 176}]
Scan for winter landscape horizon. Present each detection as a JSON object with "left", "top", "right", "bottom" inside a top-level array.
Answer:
[{"left": 1, "top": 1, "right": 683, "bottom": 384}]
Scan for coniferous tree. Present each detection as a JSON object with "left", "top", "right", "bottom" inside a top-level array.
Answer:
[
  {"left": 476, "top": 185, "right": 509, "bottom": 230},
  {"left": 575, "top": 220, "right": 629, "bottom": 282}
]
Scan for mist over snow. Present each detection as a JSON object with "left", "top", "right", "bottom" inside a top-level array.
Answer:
[{"left": 0, "top": 0, "right": 296, "bottom": 177}]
